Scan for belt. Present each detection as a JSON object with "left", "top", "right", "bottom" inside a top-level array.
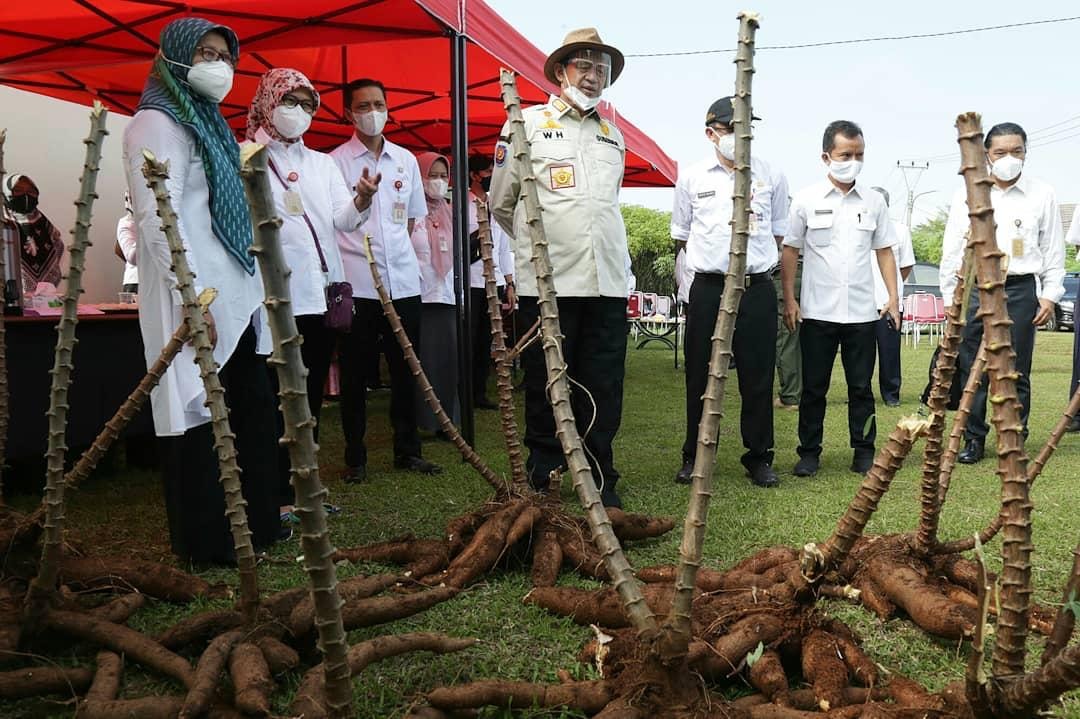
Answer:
[
  {"left": 1005, "top": 273, "right": 1034, "bottom": 286},
  {"left": 695, "top": 271, "right": 771, "bottom": 288}
]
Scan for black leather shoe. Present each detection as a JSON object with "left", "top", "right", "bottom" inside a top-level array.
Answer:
[
  {"left": 793, "top": 455, "right": 819, "bottom": 477},
  {"left": 1067, "top": 415, "right": 1080, "bottom": 433},
  {"left": 884, "top": 398, "right": 901, "bottom": 407},
  {"left": 850, "top": 454, "right": 874, "bottom": 475},
  {"left": 674, "top": 458, "right": 694, "bottom": 485},
  {"left": 342, "top": 465, "right": 367, "bottom": 484},
  {"left": 474, "top": 396, "right": 498, "bottom": 410},
  {"left": 958, "top": 438, "right": 985, "bottom": 465},
  {"left": 394, "top": 455, "right": 443, "bottom": 475},
  {"left": 599, "top": 488, "right": 623, "bottom": 509},
  {"left": 748, "top": 464, "right": 780, "bottom": 488}
]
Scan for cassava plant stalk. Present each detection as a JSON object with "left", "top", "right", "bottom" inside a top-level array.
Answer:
[
  {"left": 475, "top": 197, "right": 526, "bottom": 485},
  {"left": 0, "top": 128, "right": 9, "bottom": 504},
  {"left": 363, "top": 235, "right": 505, "bottom": 493},
  {"left": 936, "top": 378, "right": 1077, "bottom": 556},
  {"left": 954, "top": 112, "right": 1032, "bottom": 679},
  {"left": 660, "top": 10, "right": 759, "bottom": 661},
  {"left": 499, "top": 69, "right": 656, "bottom": 637},
  {"left": 238, "top": 144, "right": 352, "bottom": 718},
  {"left": 803, "top": 415, "right": 931, "bottom": 577},
  {"left": 1042, "top": 540, "right": 1080, "bottom": 665},
  {"left": 965, "top": 537, "right": 993, "bottom": 712},
  {"left": 937, "top": 344, "right": 987, "bottom": 506},
  {"left": 999, "top": 642, "right": 1080, "bottom": 716},
  {"left": 914, "top": 247, "right": 973, "bottom": 555},
  {"left": 25, "top": 103, "right": 109, "bottom": 617},
  {"left": 141, "top": 149, "right": 260, "bottom": 622}
]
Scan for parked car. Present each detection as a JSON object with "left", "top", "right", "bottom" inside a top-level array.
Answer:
[
  {"left": 903, "top": 262, "right": 941, "bottom": 299},
  {"left": 1045, "top": 272, "right": 1078, "bottom": 332}
]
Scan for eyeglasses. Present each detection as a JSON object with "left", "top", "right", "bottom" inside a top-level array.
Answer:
[
  {"left": 194, "top": 45, "right": 237, "bottom": 67},
  {"left": 280, "top": 94, "right": 317, "bottom": 115},
  {"left": 566, "top": 58, "right": 610, "bottom": 81}
]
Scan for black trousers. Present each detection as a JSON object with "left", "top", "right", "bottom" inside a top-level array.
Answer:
[
  {"left": 271, "top": 313, "right": 337, "bottom": 507},
  {"left": 339, "top": 296, "right": 423, "bottom": 467},
  {"left": 159, "top": 325, "right": 280, "bottom": 564},
  {"left": 683, "top": 273, "right": 777, "bottom": 469},
  {"left": 875, "top": 315, "right": 902, "bottom": 403},
  {"left": 471, "top": 286, "right": 493, "bottom": 400},
  {"left": 955, "top": 274, "right": 1037, "bottom": 441},
  {"left": 518, "top": 296, "right": 626, "bottom": 493},
  {"left": 798, "top": 319, "right": 877, "bottom": 459}
]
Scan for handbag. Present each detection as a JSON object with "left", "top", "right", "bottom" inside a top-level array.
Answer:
[{"left": 267, "top": 158, "right": 354, "bottom": 332}]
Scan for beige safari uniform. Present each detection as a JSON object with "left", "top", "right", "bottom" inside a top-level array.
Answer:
[{"left": 489, "top": 94, "right": 628, "bottom": 298}]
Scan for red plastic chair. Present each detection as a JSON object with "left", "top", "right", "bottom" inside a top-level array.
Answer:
[
  {"left": 627, "top": 291, "right": 642, "bottom": 319},
  {"left": 933, "top": 295, "right": 946, "bottom": 323},
  {"left": 910, "top": 293, "right": 942, "bottom": 347}
]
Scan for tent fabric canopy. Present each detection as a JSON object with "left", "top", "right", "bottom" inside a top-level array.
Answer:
[{"left": 0, "top": 0, "right": 675, "bottom": 187}]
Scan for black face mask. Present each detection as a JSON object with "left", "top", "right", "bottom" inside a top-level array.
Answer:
[
  {"left": 480, "top": 175, "right": 492, "bottom": 192},
  {"left": 9, "top": 194, "right": 38, "bottom": 214}
]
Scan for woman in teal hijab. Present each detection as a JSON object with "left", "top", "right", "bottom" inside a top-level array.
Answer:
[{"left": 122, "top": 16, "right": 282, "bottom": 565}]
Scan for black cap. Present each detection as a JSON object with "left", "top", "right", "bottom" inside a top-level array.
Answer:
[{"left": 705, "top": 96, "right": 761, "bottom": 127}]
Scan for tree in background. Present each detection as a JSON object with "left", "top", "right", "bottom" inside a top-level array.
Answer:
[
  {"left": 911, "top": 208, "right": 946, "bottom": 265},
  {"left": 621, "top": 204, "right": 676, "bottom": 296}
]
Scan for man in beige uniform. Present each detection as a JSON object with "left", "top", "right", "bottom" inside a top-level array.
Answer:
[{"left": 489, "top": 28, "right": 628, "bottom": 508}]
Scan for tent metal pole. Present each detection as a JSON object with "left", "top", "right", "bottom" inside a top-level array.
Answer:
[{"left": 450, "top": 30, "right": 474, "bottom": 446}]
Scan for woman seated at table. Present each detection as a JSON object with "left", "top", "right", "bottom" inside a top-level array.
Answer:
[
  {"left": 243, "top": 67, "right": 377, "bottom": 520},
  {"left": 4, "top": 174, "right": 64, "bottom": 296}
]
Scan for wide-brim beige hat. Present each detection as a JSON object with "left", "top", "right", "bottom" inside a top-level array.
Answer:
[{"left": 543, "top": 27, "right": 625, "bottom": 86}]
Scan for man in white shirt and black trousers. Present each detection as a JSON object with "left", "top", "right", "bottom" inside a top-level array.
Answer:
[
  {"left": 940, "top": 122, "right": 1066, "bottom": 464},
  {"left": 782, "top": 120, "right": 900, "bottom": 477},
  {"left": 331, "top": 78, "right": 442, "bottom": 483},
  {"left": 671, "top": 96, "right": 790, "bottom": 488}
]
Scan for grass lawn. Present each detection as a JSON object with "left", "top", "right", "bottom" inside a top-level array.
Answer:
[{"left": 4, "top": 329, "right": 1080, "bottom": 717}]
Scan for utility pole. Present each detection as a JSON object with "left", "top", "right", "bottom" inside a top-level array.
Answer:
[{"left": 897, "top": 160, "right": 930, "bottom": 227}]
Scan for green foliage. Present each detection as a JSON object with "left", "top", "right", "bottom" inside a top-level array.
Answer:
[
  {"left": 1066, "top": 244, "right": 1080, "bottom": 273},
  {"left": 911, "top": 209, "right": 947, "bottom": 265},
  {"left": 746, "top": 641, "right": 765, "bottom": 667},
  {"left": 622, "top": 204, "right": 676, "bottom": 297}
]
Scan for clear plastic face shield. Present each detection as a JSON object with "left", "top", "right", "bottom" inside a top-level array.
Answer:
[{"left": 558, "top": 49, "right": 613, "bottom": 98}]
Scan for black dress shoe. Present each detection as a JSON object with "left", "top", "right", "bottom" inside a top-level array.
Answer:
[
  {"left": 958, "top": 438, "right": 985, "bottom": 465},
  {"left": 884, "top": 398, "right": 901, "bottom": 407},
  {"left": 1067, "top": 415, "right": 1080, "bottom": 433},
  {"left": 793, "top": 455, "right": 819, "bottom": 477},
  {"left": 674, "top": 458, "right": 694, "bottom": 485},
  {"left": 474, "top": 396, "right": 498, "bottom": 410},
  {"left": 342, "top": 465, "right": 367, "bottom": 484},
  {"left": 850, "top": 454, "right": 874, "bottom": 475},
  {"left": 394, "top": 456, "right": 443, "bottom": 475},
  {"left": 748, "top": 464, "right": 780, "bottom": 488}
]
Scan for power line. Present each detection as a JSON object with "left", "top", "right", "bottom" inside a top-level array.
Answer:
[
  {"left": 625, "top": 15, "right": 1080, "bottom": 58},
  {"left": 916, "top": 112, "right": 1080, "bottom": 163}
]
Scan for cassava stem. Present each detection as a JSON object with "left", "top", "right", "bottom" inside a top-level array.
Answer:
[
  {"left": 937, "top": 344, "right": 987, "bottom": 507},
  {"left": 362, "top": 235, "right": 505, "bottom": 493},
  {"left": 476, "top": 197, "right": 527, "bottom": 485},
  {"left": 954, "top": 112, "right": 1032, "bottom": 679},
  {"left": 499, "top": 69, "right": 656, "bottom": 636},
  {"left": 141, "top": 149, "right": 260, "bottom": 622},
  {"left": 914, "top": 247, "right": 972, "bottom": 555},
  {"left": 239, "top": 144, "right": 352, "bottom": 718},
  {"left": 661, "top": 10, "right": 760, "bottom": 661},
  {"left": 0, "top": 128, "right": 8, "bottom": 504},
  {"left": 26, "top": 103, "right": 109, "bottom": 617}
]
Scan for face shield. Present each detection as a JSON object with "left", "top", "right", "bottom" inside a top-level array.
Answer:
[{"left": 561, "top": 49, "right": 613, "bottom": 97}]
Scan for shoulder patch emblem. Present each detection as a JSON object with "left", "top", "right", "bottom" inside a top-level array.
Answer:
[
  {"left": 552, "top": 98, "right": 568, "bottom": 113},
  {"left": 599, "top": 121, "right": 610, "bottom": 136},
  {"left": 495, "top": 144, "right": 508, "bottom": 167}
]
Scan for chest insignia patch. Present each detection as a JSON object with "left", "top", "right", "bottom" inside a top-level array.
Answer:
[{"left": 549, "top": 164, "right": 576, "bottom": 190}]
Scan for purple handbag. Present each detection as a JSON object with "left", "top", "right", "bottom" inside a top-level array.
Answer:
[{"left": 268, "top": 159, "right": 354, "bottom": 332}]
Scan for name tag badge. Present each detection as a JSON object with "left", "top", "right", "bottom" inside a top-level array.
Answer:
[
  {"left": 283, "top": 190, "right": 304, "bottom": 216},
  {"left": 697, "top": 191, "right": 716, "bottom": 199},
  {"left": 391, "top": 201, "right": 408, "bottom": 225},
  {"left": 1012, "top": 237, "right": 1025, "bottom": 258}
]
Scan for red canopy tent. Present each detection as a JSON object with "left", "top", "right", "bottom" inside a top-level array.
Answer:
[
  {"left": 0, "top": 0, "right": 676, "bottom": 438},
  {"left": 0, "top": 0, "right": 676, "bottom": 186}
]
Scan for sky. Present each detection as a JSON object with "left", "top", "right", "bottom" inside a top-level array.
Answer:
[{"left": 485, "top": 0, "right": 1080, "bottom": 227}]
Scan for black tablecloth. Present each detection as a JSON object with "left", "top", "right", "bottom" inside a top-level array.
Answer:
[{"left": 3, "top": 311, "right": 155, "bottom": 465}]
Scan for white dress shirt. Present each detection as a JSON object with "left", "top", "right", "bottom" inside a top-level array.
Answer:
[
  {"left": 939, "top": 175, "right": 1065, "bottom": 306},
  {"left": 671, "top": 155, "right": 791, "bottom": 275},
  {"left": 416, "top": 199, "right": 479, "bottom": 305},
  {"left": 675, "top": 246, "right": 692, "bottom": 304},
  {"left": 490, "top": 95, "right": 628, "bottom": 298},
  {"left": 785, "top": 180, "right": 896, "bottom": 324},
  {"left": 331, "top": 135, "right": 427, "bottom": 300},
  {"left": 248, "top": 128, "right": 365, "bottom": 317},
  {"left": 116, "top": 213, "right": 139, "bottom": 286},
  {"left": 873, "top": 220, "right": 915, "bottom": 309},
  {"left": 123, "top": 108, "right": 270, "bottom": 436},
  {"left": 468, "top": 192, "right": 514, "bottom": 289}
]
